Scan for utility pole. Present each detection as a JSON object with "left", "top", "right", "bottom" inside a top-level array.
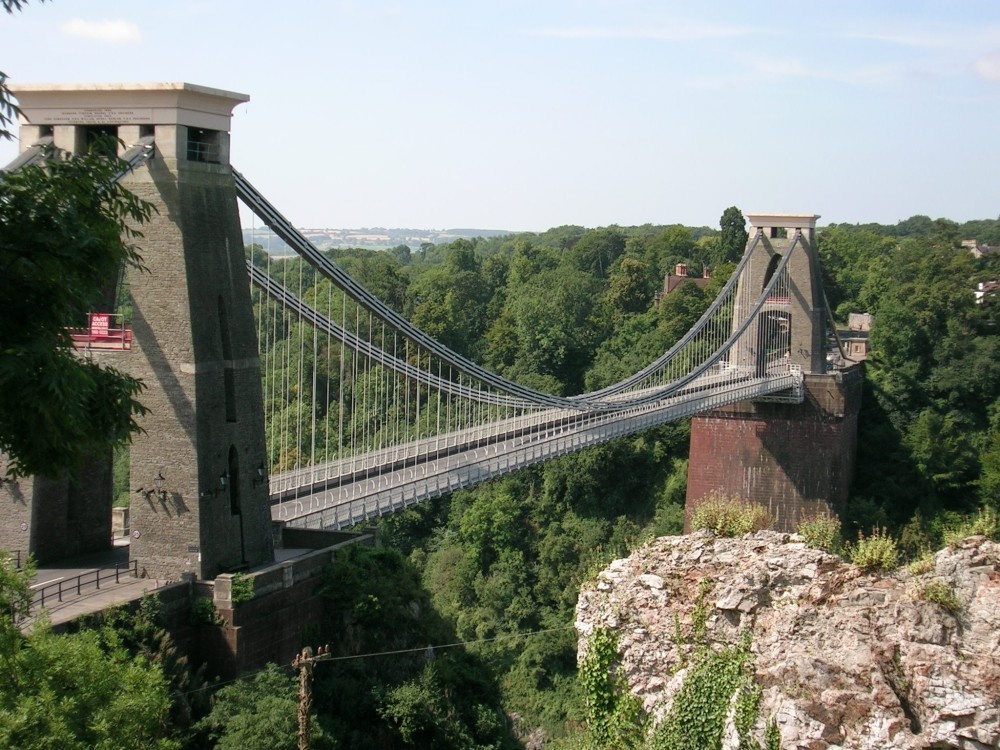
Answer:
[{"left": 293, "top": 644, "right": 330, "bottom": 750}]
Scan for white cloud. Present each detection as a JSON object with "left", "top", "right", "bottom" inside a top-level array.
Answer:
[
  {"left": 60, "top": 19, "right": 142, "bottom": 44},
  {"left": 845, "top": 31, "right": 948, "bottom": 49},
  {"left": 533, "top": 23, "right": 756, "bottom": 42},
  {"left": 972, "top": 51, "right": 1000, "bottom": 82}
]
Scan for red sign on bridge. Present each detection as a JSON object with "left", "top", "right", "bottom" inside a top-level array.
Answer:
[
  {"left": 90, "top": 313, "right": 110, "bottom": 337},
  {"left": 69, "top": 312, "right": 132, "bottom": 351}
]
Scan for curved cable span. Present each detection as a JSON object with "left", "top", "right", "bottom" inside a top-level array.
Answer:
[
  {"left": 236, "top": 169, "right": 586, "bottom": 411},
  {"left": 237, "top": 169, "right": 801, "bottom": 414},
  {"left": 557, "top": 232, "right": 802, "bottom": 412},
  {"left": 574, "top": 230, "right": 763, "bottom": 401},
  {"left": 249, "top": 262, "right": 544, "bottom": 411}
]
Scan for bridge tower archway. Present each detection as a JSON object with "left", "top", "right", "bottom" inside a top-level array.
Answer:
[
  {"left": 686, "top": 213, "right": 863, "bottom": 531},
  {"left": 740, "top": 214, "right": 825, "bottom": 375},
  {"left": 7, "top": 83, "right": 273, "bottom": 579}
]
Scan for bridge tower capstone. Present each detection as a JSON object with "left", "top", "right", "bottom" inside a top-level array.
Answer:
[
  {"left": 686, "top": 213, "right": 863, "bottom": 530},
  {"left": 9, "top": 83, "right": 273, "bottom": 579}
]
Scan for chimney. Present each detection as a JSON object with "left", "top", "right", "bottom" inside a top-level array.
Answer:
[
  {"left": 703, "top": 266, "right": 711, "bottom": 280},
  {"left": 675, "top": 262, "right": 688, "bottom": 277}
]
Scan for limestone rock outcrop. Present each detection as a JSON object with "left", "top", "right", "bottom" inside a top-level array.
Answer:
[{"left": 575, "top": 530, "right": 1000, "bottom": 749}]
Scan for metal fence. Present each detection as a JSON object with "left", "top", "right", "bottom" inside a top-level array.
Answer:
[{"left": 30, "top": 560, "right": 139, "bottom": 610}]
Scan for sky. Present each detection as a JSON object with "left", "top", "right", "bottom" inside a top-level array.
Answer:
[{"left": 2, "top": 0, "right": 999, "bottom": 232}]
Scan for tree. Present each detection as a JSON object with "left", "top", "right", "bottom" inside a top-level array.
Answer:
[
  {"left": 197, "top": 664, "right": 329, "bottom": 750},
  {"left": 0, "top": 560, "right": 179, "bottom": 749},
  {"left": 567, "top": 227, "right": 626, "bottom": 279},
  {"left": 606, "top": 256, "right": 654, "bottom": 316},
  {"left": 0, "top": 152, "right": 151, "bottom": 477},
  {"left": 718, "top": 206, "right": 748, "bottom": 265}
]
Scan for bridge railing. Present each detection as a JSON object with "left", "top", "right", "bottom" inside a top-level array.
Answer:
[{"left": 29, "top": 560, "right": 139, "bottom": 612}]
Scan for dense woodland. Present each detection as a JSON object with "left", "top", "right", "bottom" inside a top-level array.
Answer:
[
  {"left": 240, "top": 210, "right": 1000, "bottom": 748},
  {"left": 5, "top": 209, "right": 1000, "bottom": 748}
]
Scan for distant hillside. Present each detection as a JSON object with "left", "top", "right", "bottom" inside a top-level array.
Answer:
[{"left": 242, "top": 226, "right": 515, "bottom": 253}]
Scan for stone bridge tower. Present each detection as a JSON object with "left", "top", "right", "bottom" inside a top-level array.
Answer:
[
  {"left": 685, "top": 214, "right": 863, "bottom": 530},
  {"left": 6, "top": 83, "right": 273, "bottom": 579}
]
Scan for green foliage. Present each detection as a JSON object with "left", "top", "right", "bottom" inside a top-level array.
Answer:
[
  {"left": 198, "top": 663, "right": 329, "bottom": 750},
  {"left": 77, "top": 595, "right": 210, "bottom": 741},
  {"left": 379, "top": 662, "right": 508, "bottom": 749},
  {"left": 0, "top": 628, "right": 180, "bottom": 750},
  {"left": 112, "top": 442, "right": 131, "bottom": 506},
  {"left": 0, "top": 565, "right": 180, "bottom": 750},
  {"left": 409, "top": 426, "right": 687, "bottom": 738},
  {"left": 820, "top": 223, "right": 1000, "bottom": 531},
  {"left": 941, "top": 506, "right": 999, "bottom": 547},
  {"left": 579, "top": 628, "right": 646, "bottom": 749},
  {"left": 0, "top": 146, "right": 152, "bottom": 477},
  {"left": 847, "top": 528, "right": 900, "bottom": 572},
  {"left": 915, "top": 580, "right": 961, "bottom": 615},
  {"left": 906, "top": 553, "right": 936, "bottom": 576},
  {"left": 567, "top": 227, "right": 626, "bottom": 279},
  {"left": 313, "top": 544, "right": 515, "bottom": 749},
  {"left": 607, "top": 255, "right": 655, "bottom": 315},
  {"left": 230, "top": 572, "right": 255, "bottom": 604},
  {"left": 652, "top": 632, "right": 757, "bottom": 750},
  {"left": 690, "top": 492, "right": 772, "bottom": 537},
  {"left": 796, "top": 512, "right": 842, "bottom": 553},
  {"left": 718, "top": 206, "right": 749, "bottom": 265},
  {"left": 190, "top": 597, "right": 223, "bottom": 626},
  {"left": 764, "top": 720, "right": 782, "bottom": 750}
]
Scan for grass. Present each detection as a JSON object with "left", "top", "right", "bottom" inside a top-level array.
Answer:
[{"left": 690, "top": 492, "right": 772, "bottom": 537}]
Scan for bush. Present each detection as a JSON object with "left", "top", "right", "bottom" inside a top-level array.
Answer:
[
  {"left": 915, "top": 580, "right": 961, "bottom": 614},
  {"left": 906, "top": 552, "right": 935, "bottom": 576},
  {"left": 189, "top": 597, "right": 222, "bottom": 626},
  {"left": 796, "top": 512, "right": 841, "bottom": 553},
  {"left": 230, "top": 573, "right": 255, "bottom": 604},
  {"left": 690, "top": 493, "right": 771, "bottom": 537},
  {"left": 941, "top": 507, "right": 999, "bottom": 548},
  {"left": 848, "top": 528, "right": 900, "bottom": 572}
]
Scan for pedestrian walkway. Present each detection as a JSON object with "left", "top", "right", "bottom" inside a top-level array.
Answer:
[{"left": 23, "top": 541, "right": 168, "bottom": 631}]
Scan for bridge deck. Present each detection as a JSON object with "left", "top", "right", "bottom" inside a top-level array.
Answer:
[{"left": 271, "top": 372, "right": 801, "bottom": 530}]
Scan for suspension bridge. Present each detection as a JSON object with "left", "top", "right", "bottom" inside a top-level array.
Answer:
[
  {"left": 238, "top": 172, "right": 807, "bottom": 530},
  {"left": 3, "top": 83, "right": 847, "bottom": 583}
]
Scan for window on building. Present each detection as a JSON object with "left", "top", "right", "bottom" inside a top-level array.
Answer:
[{"left": 187, "top": 128, "right": 221, "bottom": 163}]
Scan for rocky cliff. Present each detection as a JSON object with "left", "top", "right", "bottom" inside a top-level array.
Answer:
[{"left": 575, "top": 530, "right": 1000, "bottom": 749}]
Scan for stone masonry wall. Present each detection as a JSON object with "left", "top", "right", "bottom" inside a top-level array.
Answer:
[
  {"left": 202, "top": 533, "right": 376, "bottom": 678},
  {"left": 0, "top": 452, "right": 112, "bottom": 565},
  {"left": 118, "top": 147, "right": 272, "bottom": 580},
  {"left": 686, "top": 365, "right": 863, "bottom": 530}
]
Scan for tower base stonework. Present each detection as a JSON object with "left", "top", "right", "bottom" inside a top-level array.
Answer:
[
  {"left": 685, "top": 366, "right": 863, "bottom": 531},
  {"left": 0, "top": 453, "right": 112, "bottom": 565}
]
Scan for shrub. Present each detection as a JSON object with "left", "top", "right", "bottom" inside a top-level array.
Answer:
[
  {"left": 906, "top": 551, "right": 935, "bottom": 576},
  {"left": 190, "top": 597, "right": 222, "bottom": 626},
  {"left": 915, "top": 580, "right": 961, "bottom": 614},
  {"left": 690, "top": 492, "right": 772, "bottom": 537},
  {"left": 230, "top": 572, "right": 255, "bottom": 604},
  {"left": 848, "top": 528, "right": 900, "bottom": 572},
  {"left": 796, "top": 512, "right": 842, "bottom": 553},
  {"left": 941, "top": 507, "right": 999, "bottom": 548}
]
